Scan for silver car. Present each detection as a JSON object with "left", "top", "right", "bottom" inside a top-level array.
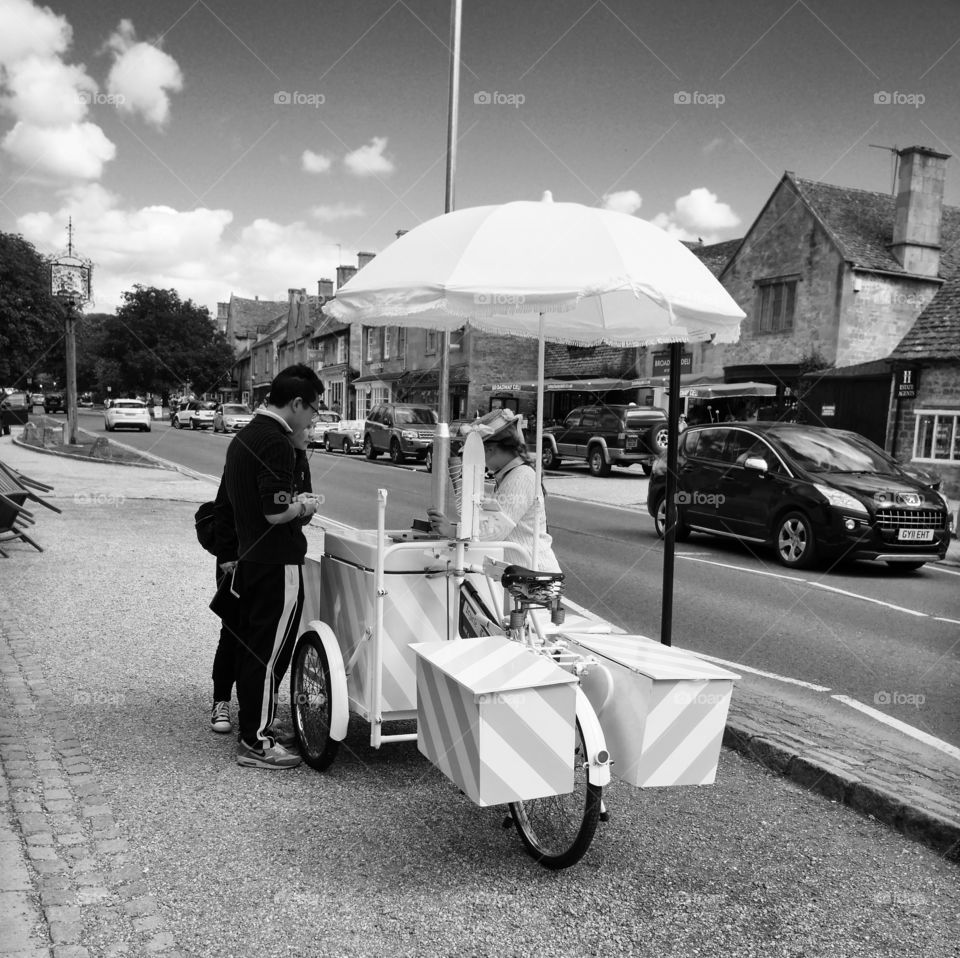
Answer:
[{"left": 213, "top": 403, "right": 254, "bottom": 433}]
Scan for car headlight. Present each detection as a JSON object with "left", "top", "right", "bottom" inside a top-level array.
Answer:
[
  {"left": 813, "top": 483, "right": 868, "bottom": 515},
  {"left": 401, "top": 430, "right": 417, "bottom": 440}
]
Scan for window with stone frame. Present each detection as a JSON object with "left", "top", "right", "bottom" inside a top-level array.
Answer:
[
  {"left": 913, "top": 410, "right": 960, "bottom": 462},
  {"left": 756, "top": 277, "right": 798, "bottom": 334},
  {"left": 397, "top": 327, "right": 407, "bottom": 357},
  {"left": 336, "top": 335, "right": 347, "bottom": 364},
  {"left": 364, "top": 327, "right": 375, "bottom": 362},
  {"left": 425, "top": 330, "right": 437, "bottom": 354},
  {"left": 383, "top": 327, "right": 392, "bottom": 360}
]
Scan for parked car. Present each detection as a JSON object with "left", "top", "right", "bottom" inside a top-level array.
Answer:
[
  {"left": 43, "top": 392, "right": 65, "bottom": 413},
  {"left": 171, "top": 400, "right": 216, "bottom": 430},
  {"left": 213, "top": 403, "right": 254, "bottom": 433},
  {"left": 537, "top": 404, "right": 669, "bottom": 476},
  {"left": 647, "top": 422, "right": 952, "bottom": 570},
  {"left": 308, "top": 411, "right": 342, "bottom": 448},
  {"left": 104, "top": 398, "right": 151, "bottom": 432},
  {"left": 0, "top": 390, "right": 30, "bottom": 431},
  {"left": 78, "top": 393, "right": 94, "bottom": 408},
  {"left": 322, "top": 419, "right": 364, "bottom": 454},
  {"left": 363, "top": 403, "right": 439, "bottom": 463},
  {"left": 424, "top": 418, "right": 478, "bottom": 472}
]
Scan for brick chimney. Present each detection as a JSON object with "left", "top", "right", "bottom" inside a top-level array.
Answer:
[
  {"left": 891, "top": 145, "right": 950, "bottom": 277},
  {"left": 318, "top": 278, "right": 334, "bottom": 300},
  {"left": 336, "top": 265, "right": 357, "bottom": 290},
  {"left": 357, "top": 251, "right": 376, "bottom": 270}
]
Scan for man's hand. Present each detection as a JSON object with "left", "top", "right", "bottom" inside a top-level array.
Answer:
[
  {"left": 426, "top": 508, "right": 454, "bottom": 538},
  {"left": 219, "top": 560, "right": 238, "bottom": 573}
]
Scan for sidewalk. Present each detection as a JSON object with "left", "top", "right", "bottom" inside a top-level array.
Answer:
[{"left": 0, "top": 436, "right": 957, "bottom": 955}]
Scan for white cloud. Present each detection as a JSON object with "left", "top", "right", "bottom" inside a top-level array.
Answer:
[
  {"left": 105, "top": 19, "right": 183, "bottom": 128},
  {"left": 301, "top": 149, "right": 332, "bottom": 174},
  {"left": 0, "top": 0, "right": 71, "bottom": 65},
  {"left": 344, "top": 136, "right": 394, "bottom": 176},
  {"left": 651, "top": 188, "right": 740, "bottom": 243},
  {"left": 3, "top": 120, "right": 115, "bottom": 178},
  {"left": 311, "top": 202, "right": 364, "bottom": 221},
  {"left": 2, "top": 55, "right": 97, "bottom": 125},
  {"left": 601, "top": 190, "right": 642, "bottom": 215}
]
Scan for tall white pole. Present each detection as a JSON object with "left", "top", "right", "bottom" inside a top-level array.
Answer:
[{"left": 532, "top": 313, "right": 546, "bottom": 571}]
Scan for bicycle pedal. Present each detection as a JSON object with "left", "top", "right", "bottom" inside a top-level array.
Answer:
[
  {"left": 599, "top": 810, "right": 610, "bottom": 823},
  {"left": 501, "top": 814, "right": 514, "bottom": 830}
]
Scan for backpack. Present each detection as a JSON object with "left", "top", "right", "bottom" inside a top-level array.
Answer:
[{"left": 194, "top": 500, "right": 217, "bottom": 555}]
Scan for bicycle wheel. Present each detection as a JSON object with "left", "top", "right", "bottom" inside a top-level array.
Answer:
[
  {"left": 508, "top": 713, "right": 602, "bottom": 869},
  {"left": 290, "top": 632, "right": 340, "bottom": 771}
]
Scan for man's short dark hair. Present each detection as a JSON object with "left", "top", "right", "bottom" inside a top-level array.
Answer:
[{"left": 268, "top": 364, "right": 324, "bottom": 407}]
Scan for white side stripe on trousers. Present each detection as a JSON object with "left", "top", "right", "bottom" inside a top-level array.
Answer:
[{"left": 257, "top": 565, "right": 300, "bottom": 744}]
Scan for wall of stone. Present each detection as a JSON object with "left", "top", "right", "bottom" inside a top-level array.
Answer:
[{"left": 465, "top": 332, "right": 540, "bottom": 416}]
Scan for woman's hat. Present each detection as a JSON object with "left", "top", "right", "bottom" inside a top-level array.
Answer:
[{"left": 460, "top": 408, "right": 524, "bottom": 445}]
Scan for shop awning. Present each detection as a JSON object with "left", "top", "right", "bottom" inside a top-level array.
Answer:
[
  {"left": 679, "top": 381, "right": 777, "bottom": 399},
  {"left": 352, "top": 371, "right": 406, "bottom": 385},
  {"left": 482, "top": 377, "right": 653, "bottom": 393}
]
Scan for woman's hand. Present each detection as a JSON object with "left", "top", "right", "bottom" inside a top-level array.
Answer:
[{"left": 426, "top": 508, "right": 454, "bottom": 537}]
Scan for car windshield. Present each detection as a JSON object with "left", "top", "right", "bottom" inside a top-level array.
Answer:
[
  {"left": 769, "top": 426, "right": 901, "bottom": 475},
  {"left": 315, "top": 413, "right": 340, "bottom": 423},
  {"left": 222, "top": 405, "right": 249, "bottom": 415},
  {"left": 395, "top": 408, "right": 437, "bottom": 425},
  {"left": 200, "top": 402, "right": 217, "bottom": 410}
]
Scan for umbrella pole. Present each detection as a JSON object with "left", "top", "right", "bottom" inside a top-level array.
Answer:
[
  {"left": 532, "top": 313, "right": 546, "bottom": 571},
  {"left": 660, "top": 341, "right": 683, "bottom": 646}
]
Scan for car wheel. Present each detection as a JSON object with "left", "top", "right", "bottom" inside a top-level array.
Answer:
[
  {"left": 342, "top": 439, "right": 352, "bottom": 455},
  {"left": 775, "top": 511, "right": 817, "bottom": 569},
  {"left": 587, "top": 447, "right": 612, "bottom": 477},
  {"left": 650, "top": 424, "right": 669, "bottom": 453},
  {"left": 885, "top": 561, "right": 925, "bottom": 571},
  {"left": 641, "top": 461, "right": 653, "bottom": 476},
  {"left": 143, "top": 426, "right": 150, "bottom": 432},
  {"left": 364, "top": 437, "right": 377, "bottom": 460},
  {"left": 654, "top": 494, "right": 689, "bottom": 542},
  {"left": 542, "top": 446, "right": 561, "bottom": 470},
  {"left": 389, "top": 439, "right": 405, "bottom": 464},
  {"left": 325, "top": 436, "right": 334, "bottom": 452}
]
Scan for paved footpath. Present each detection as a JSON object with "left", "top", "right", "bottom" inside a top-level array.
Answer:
[{"left": 1, "top": 436, "right": 958, "bottom": 956}]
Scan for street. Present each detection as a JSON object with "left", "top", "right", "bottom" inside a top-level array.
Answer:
[{"left": 89, "top": 411, "right": 960, "bottom": 752}]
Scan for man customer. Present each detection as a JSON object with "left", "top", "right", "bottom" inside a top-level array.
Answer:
[{"left": 218, "top": 364, "right": 323, "bottom": 769}]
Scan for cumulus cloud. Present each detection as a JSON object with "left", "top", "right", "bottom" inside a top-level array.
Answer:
[
  {"left": 601, "top": 190, "right": 642, "bottom": 215},
  {"left": 344, "top": 136, "right": 394, "bottom": 176},
  {"left": 311, "top": 202, "right": 364, "bottom": 221},
  {"left": 651, "top": 188, "right": 740, "bottom": 243},
  {"left": 301, "top": 149, "right": 332, "bottom": 174},
  {"left": 3, "top": 119, "right": 115, "bottom": 179},
  {"left": 0, "top": 0, "right": 71, "bottom": 65},
  {"left": 105, "top": 19, "right": 183, "bottom": 128}
]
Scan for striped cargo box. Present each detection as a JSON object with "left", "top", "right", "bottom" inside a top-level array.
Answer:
[
  {"left": 412, "top": 637, "right": 577, "bottom": 807},
  {"left": 561, "top": 633, "right": 740, "bottom": 788}
]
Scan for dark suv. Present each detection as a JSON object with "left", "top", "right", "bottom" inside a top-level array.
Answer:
[
  {"left": 364, "top": 403, "right": 439, "bottom": 464},
  {"left": 43, "top": 392, "right": 65, "bottom": 413},
  {"left": 647, "top": 422, "right": 952, "bottom": 570},
  {"left": 538, "top": 404, "right": 669, "bottom": 476}
]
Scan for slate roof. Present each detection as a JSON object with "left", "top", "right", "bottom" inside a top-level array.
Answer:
[
  {"left": 228, "top": 295, "right": 287, "bottom": 340},
  {"left": 686, "top": 238, "right": 742, "bottom": 277},
  {"left": 890, "top": 276, "right": 960, "bottom": 360},
  {"left": 790, "top": 175, "right": 960, "bottom": 280}
]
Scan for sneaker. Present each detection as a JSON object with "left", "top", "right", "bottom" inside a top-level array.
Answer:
[
  {"left": 264, "top": 726, "right": 299, "bottom": 751},
  {"left": 210, "top": 701, "right": 232, "bottom": 734},
  {"left": 236, "top": 739, "right": 301, "bottom": 769}
]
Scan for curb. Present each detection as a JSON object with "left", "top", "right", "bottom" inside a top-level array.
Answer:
[{"left": 722, "top": 721, "right": 960, "bottom": 862}]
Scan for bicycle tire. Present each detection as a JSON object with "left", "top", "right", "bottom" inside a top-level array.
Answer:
[
  {"left": 508, "top": 711, "right": 602, "bottom": 869},
  {"left": 290, "top": 632, "right": 340, "bottom": 772}
]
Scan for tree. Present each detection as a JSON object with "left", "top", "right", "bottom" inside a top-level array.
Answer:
[
  {"left": 98, "top": 286, "right": 236, "bottom": 397},
  {"left": 0, "top": 232, "right": 65, "bottom": 387}
]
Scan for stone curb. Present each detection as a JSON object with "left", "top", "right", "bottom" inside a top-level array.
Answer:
[{"left": 722, "top": 721, "right": 960, "bottom": 863}]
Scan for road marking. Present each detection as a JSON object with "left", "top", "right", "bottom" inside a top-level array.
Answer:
[
  {"left": 934, "top": 616, "right": 960, "bottom": 626},
  {"left": 929, "top": 564, "right": 960, "bottom": 577},
  {"left": 810, "top": 583, "right": 928, "bottom": 617},
  {"left": 678, "top": 555, "right": 806, "bottom": 582},
  {"left": 677, "top": 649, "right": 832, "bottom": 692},
  {"left": 831, "top": 695, "right": 960, "bottom": 763}
]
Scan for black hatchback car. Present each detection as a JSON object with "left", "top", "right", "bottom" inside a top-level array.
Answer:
[{"left": 647, "top": 422, "right": 952, "bottom": 570}]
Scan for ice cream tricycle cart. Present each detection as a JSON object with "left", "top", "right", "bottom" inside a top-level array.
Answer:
[{"left": 289, "top": 438, "right": 739, "bottom": 869}]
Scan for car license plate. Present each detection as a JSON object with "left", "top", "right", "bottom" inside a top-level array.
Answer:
[
  {"left": 897, "top": 529, "right": 933, "bottom": 542},
  {"left": 626, "top": 436, "right": 638, "bottom": 449}
]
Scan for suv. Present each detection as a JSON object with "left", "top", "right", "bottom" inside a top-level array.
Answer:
[
  {"left": 43, "top": 392, "right": 65, "bottom": 413},
  {"left": 364, "top": 403, "right": 438, "bottom": 463},
  {"left": 647, "top": 422, "right": 952, "bottom": 570},
  {"left": 172, "top": 400, "right": 216, "bottom": 430},
  {"left": 538, "top": 404, "right": 669, "bottom": 476}
]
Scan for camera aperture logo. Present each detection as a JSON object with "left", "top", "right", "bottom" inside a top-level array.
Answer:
[
  {"left": 874, "top": 690, "right": 925, "bottom": 708},
  {"left": 274, "top": 91, "right": 325, "bottom": 108},
  {"left": 77, "top": 91, "right": 125, "bottom": 106},
  {"left": 674, "top": 91, "right": 725, "bottom": 108},
  {"left": 475, "top": 292, "right": 525, "bottom": 307},
  {"left": 473, "top": 91, "right": 525, "bottom": 108},
  {"left": 74, "top": 491, "right": 125, "bottom": 507},
  {"left": 675, "top": 490, "right": 724, "bottom": 507},
  {"left": 873, "top": 91, "right": 924, "bottom": 108}
]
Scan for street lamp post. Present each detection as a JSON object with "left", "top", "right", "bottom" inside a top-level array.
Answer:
[{"left": 47, "top": 220, "right": 93, "bottom": 445}]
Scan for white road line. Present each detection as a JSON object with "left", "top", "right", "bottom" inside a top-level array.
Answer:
[
  {"left": 929, "top": 564, "right": 960, "bottom": 577},
  {"left": 675, "top": 648, "right": 832, "bottom": 692},
  {"left": 809, "top": 582, "right": 928, "bottom": 617},
  {"left": 832, "top": 695, "right": 960, "bottom": 763},
  {"left": 678, "top": 555, "right": 807, "bottom": 582},
  {"left": 934, "top": 616, "right": 960, "bottom": 626}
]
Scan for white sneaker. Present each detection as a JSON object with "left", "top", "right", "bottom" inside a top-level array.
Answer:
[{"left": 210, "top": 701, "right": 232, "bottom": 734}]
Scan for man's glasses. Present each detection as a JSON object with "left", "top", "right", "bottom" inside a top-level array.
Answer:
[{"left": 306, "top": 400, "right": 321, "bottom": 419}]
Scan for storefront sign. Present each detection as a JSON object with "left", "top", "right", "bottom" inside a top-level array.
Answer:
[
  {"left": 652, "top": 352, "right": 692, "bottom": 375},
  {"left": 821, "top": 404, "right": 835, "bottom": 416},
  {"left": 896, "top": 368, "right": 918, "bottom": 399}
]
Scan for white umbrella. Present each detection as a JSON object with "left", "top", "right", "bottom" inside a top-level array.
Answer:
[{"left": 326, "top": 196, "right": 745, "bottom": 644}]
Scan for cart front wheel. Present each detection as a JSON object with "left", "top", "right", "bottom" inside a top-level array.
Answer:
[
  {"left": 291, "top": 632, "right": 340, "bottom": 772},
  {"left": 508, "top": 714, "right": 602, "bottom": 869}
]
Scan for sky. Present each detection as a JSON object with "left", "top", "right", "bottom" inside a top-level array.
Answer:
[{"left": 1, "top": 0, "right": 959, "bottom": 315}]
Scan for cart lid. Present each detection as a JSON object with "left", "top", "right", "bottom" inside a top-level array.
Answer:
[
  {"left": 560, "top": 632, "right": 741, "bottom": 682},
  {"left": 412, "top": 637, "right": 576, "bottom": 698}
]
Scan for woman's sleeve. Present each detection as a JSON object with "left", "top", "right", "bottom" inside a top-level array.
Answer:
[{"left": 477, "top": 468, "right": 533, "bottom": 541}]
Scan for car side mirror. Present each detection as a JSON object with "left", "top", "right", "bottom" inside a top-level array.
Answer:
[{"left": 743, "top": 456, "right": 769, "bottom": 473}]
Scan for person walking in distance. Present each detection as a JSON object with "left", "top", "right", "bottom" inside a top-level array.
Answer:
[{"left": 220, "top": 364, "right": 323, "bottom": 769}]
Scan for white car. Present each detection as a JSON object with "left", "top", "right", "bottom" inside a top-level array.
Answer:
[
  {"left": 308, "top": 411, "right": 342, "bottom": 448},
  {"left": 104, "top": 399, "right": 151, "bottom": 432},
  {"left": 213, "top": 403, "right": 254, "bottom": 433},
  {"left": 172, "top": 400, "right": 216, "bottom": 430}
]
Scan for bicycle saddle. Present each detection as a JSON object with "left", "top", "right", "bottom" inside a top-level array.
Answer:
[{"left": 500, "top": 564, "right": 565, "bottom": 587}]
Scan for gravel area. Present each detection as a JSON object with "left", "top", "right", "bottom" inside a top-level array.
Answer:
[{"left": 1, "top": 498, "right": 959, "bottom": 958}]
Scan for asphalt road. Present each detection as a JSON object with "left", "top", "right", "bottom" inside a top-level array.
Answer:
[{"left": 81, "top": 411, "right": 960, "bottom": 749}]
